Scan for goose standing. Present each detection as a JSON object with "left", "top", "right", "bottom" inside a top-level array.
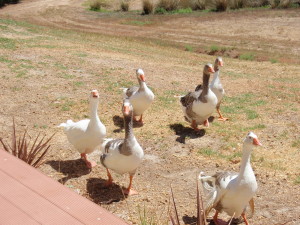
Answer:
[
  {"left": 199, "top": 132, "right": 262, "bottom": 225},
  {"left": 210, "top": 57, "right": 227, "bottom": 121},
  {"left": 59, "top": 90, "right": 106, "bottom": 168},
  {"left": 180, "top": 63, "right": 217, "bottom": 130},
  {"left": 100, "top": 99, "right": 144, "bottom": 195},
  {"left": 122, "top": 69, "right": 154, "bottom": 125}
]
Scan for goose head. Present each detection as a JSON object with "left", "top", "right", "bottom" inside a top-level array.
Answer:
[
  {"left": 136, "top": 68, "right": 145, "bottom": 82},
  {"left": 204, "top": 63, "right": 215, "bottom": 75},
  {"left": 243, "top": 132, "right": 262, "bottom": 151},
  {"left": 90, "top": 89, "right": 99, "bottom": 102},
  {"left": 214, "top": 57, "right": 223, "bottom": 71},
  {"left": 122, "top": 99, "right": 133, "bottom": 118}
]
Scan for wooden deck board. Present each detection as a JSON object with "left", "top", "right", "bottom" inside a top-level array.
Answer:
[
  {"left": 0, "top": 150, "right": 127, "bottom": 225},
  {"left": 0, "top": 195, "right": 40, "bottom": 225}
]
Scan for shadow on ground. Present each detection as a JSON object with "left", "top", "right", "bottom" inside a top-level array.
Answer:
[
  {"left": 169, "top": 123, "right": 206, "bottom": 144},
  {"left": 46, "top": 159, "right": 91, "bottom": 184},
  {"left": 113, "top": 115, "right": 143, "bottom": 133},
  {"left": 86, "top": 177, "right": 127, "bottom": 204}
]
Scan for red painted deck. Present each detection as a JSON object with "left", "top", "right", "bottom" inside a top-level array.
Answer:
[{"left": 0, "top": 150, "right": 127, "bottom": 225}]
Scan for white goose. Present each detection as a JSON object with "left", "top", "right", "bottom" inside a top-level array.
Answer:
[
  {"left": 199, "top": 132, "right": 262, "bottom": 225},
  {"left": 59, "top": 90, "right": 106, "bottom": 168},
  {"left": 180, "top": 63, "right": 218, "bottom": 130},
  {"left": 122, "top": 69, "right": 154, "bottom": 124},
  {"left": 100, "top": 99, "right": 144, "bottom": 195},
  {"left": 210, "top": 57, "right": 227, "bottom": 121}
]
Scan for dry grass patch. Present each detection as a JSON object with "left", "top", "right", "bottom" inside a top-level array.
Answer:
[
  {"left": 120, "top": 0, "right": 130, "bottom": 11},
  {"left": 88, "top": 0, "right": 109, "bottom": 11},
  {"left": 142, "top": 0, "right": 155, "bottom": 14}
]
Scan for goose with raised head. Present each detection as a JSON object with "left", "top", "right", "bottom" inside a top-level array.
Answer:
[
  {"left": 210, "top": 57, "right": 227, "bottom": 121},
  {"left": 59, "top": 90, "right": 106, "bottom": 168},
  {"left": 180, "top": 63, "right": 218, "bottom": 130},
  {"left": 122, "top": 69, "right": 154, "bottom": 125},
  {"left": 100, "top": 99, "right": 144, "bottom": 195},
  {"left": 199, "top": 132, "right": 262, "bottom": 225}
]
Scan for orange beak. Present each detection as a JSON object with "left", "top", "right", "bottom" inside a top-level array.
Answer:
[
  {"left": 219, "top": 61, "right": 223, "bottom": 67},
  {"left": 253, "top": 138, "right": 262, "bottom": 146},
  {"left": 92, "top": 91, "right": 99, "bottom": 98},
  {"left": 208, "top": 67, "right": 215, "bottom": 73},
  {"left": 140, "top": 74, "right": 145, "bottom": 82},
  {"left": 123, "top": 105, "right": 130, "bottom": 115}
]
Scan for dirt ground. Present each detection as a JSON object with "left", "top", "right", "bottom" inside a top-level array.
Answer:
[{"left": 0, "top": 0, "right": 299, "bottom": 224}]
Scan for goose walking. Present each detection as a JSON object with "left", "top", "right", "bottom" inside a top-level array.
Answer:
[
  {"left": 210, "top": 57, "right": 227, "bottom": 121},
  {"left": 122, "top": 69, "right": 154, "bottom": 125},
  {"left": 199, "top": 132, "right": 262, "bottom": 225},
  {"left": 100, "top": 99, "right": 144, "bottom": 195},
  {"left": 180, "top": 63, "right": 218, "bottom": 130},
  {"left": 59, "top": 90, "right": 106, "bottom": 168}
]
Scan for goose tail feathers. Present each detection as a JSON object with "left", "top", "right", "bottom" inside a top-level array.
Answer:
[{"left": 58, "top": 120, "right": 74, "bottom": 128}]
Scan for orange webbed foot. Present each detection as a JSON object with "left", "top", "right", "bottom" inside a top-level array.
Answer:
[{"left": 123, "top": 188, "right": 138, "bottom": 196}]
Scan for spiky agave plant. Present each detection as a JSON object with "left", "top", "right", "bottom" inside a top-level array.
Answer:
[
  {"left": 169, "top": 180, "right": 207, "bottom": 225},
  {"left": 0, "top": 119, "right": 55, "bottom": 168}
]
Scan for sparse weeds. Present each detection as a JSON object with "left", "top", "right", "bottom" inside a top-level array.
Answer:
[
  {"left": 239, "top": 52, "right": 255, "bottom": 61},
  {"left": 294, "top": 176, "right": 300, "bottom": 185},
  {"left": 210, "top": 45, "right": 220, "bottom": 52},
  {"left": 241, "top": 124, "right": 266, "bottom": 131},
  {"left": 270, "top": 58, "right": 278, "bottom": 63},
  {"left": 0, "top": 37, "right": 16, "bottom": 49},
  {"left": 123, "top": 20, "right": 153, "bottom": 26},
  {"left": 198, "top": 147, "right": 217, "bottom": 157},
  {"left": 138, "top": 205, "right": 159, "bottom": 225},
  {"left": 245, "top": 109, "right": 259, "bottom": 120},
  {"left": 185, "top": 45, "right": 194, "bottom": 52},
  {"left": 55, "top": 98, "right": 76, "bottom": 112},
  {"left": 208, "top": 44, "right": 228, "bottom": 54},
  {"left": 0, "top": 56, "right": 13, "bottom": 63},
  {"left": 73, "top": 81, "right": 85, "bottom": 87},
  {"left": 292, "top": 139, "right": 300, "bottom": 148}
]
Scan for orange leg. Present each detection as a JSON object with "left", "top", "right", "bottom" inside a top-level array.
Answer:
[
  {"left": 203, "top": 119, "right": 209, "bottom": 127},
  {"left": 241, "top": 213, "right": 249, "bottom": 225},
  {"left": 138, "top": 114, "right": 143, "bottom": 124},
  {"left": 104, "top": 168, "right": 113, "bottom": 187},
  {"left": 213, "top": 211, "right": 219, "bottom": 225},
  {"left": 80, "top": 153, "right": 96, "bottom": 168},
  {"left": 217, "top": 106, "right": 228, "bottom": 121},
  {"left": 123, "top": 174, "right": 138, "bottom": 196},
  {"left": 191, "top": 120, "right": 200, "bottom": 131}
]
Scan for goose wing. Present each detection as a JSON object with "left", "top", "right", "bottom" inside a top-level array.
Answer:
[
  {"left": 180, "top": 91, "right": 200, "bottom": 107},
  {"left": 199, "top": 171, "right": 238, "bottom": 215},
  {"left": 125, "top": 86, "right": 139, "bottom": 98}
]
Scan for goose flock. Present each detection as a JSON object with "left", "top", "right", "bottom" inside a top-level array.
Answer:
[{"left": 59, "top": 57, "right": 262, "bottom": 224}]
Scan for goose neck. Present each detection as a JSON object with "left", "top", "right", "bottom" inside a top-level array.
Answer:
[
  {"left": 199, "top": 73, "right": 210, "bottom": 99},
  {"left": 89, "top": 100, "right": 99, "bottom": 120},
  {"left": 211, "top": 70, "right": 220, "bottom": 86},
  {"left": 237, "top": 144, "right": 254, "bottom": 180},
  {"left": 124, "top": 115, "right": 134, "bottom": 140},
  {"left": 138, "top": 80, "right": 147, "bottom": 91}
]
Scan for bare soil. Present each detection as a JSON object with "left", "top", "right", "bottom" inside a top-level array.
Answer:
[{"left": 0, "top": 1, "right": 299, "bottom": 224}]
